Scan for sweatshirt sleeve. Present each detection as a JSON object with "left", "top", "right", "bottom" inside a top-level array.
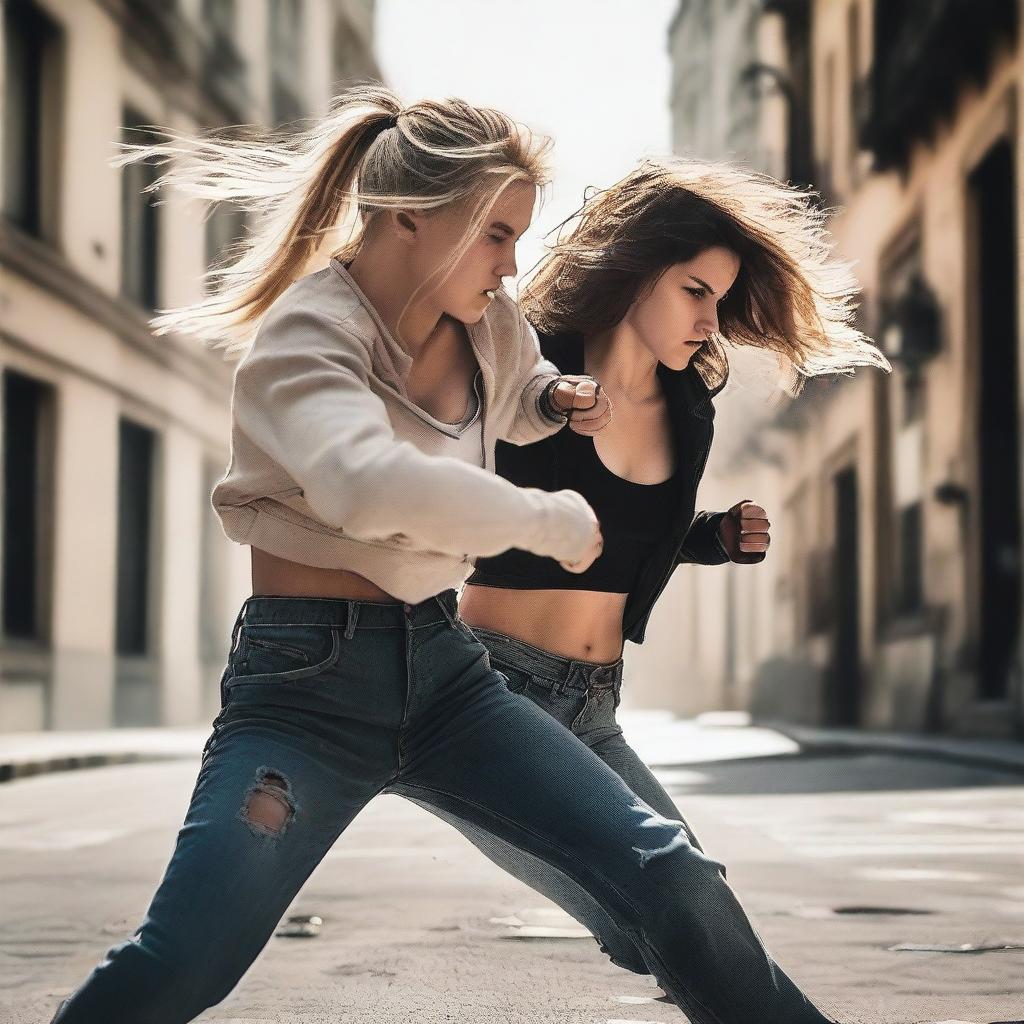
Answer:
[
  {"left": 499, "top": 303, "right": 568, "bottom": 446},
  {"left": 232, "top": 300, "right": 595, "bottom": 563}
]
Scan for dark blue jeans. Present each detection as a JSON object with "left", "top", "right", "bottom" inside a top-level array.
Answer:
[
  {"left": 444, "top": 625, "right": 716, "bottom": 976},
  {"left": 51, "top": 591, "right": 835, "bottom": 1024}
]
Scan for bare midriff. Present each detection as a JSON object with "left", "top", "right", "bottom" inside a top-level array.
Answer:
[
  {"left": 251, "top": 550, "right": 626, "bottom": 660},
  {"left": 459, "top": 583, "right": 627, "bottom": 663},
  {"left": 250, "top": 547, "right": 399, "bottom": 603}
]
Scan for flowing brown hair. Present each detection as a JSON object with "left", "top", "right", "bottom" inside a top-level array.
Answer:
[
  {"left": 522, "top": 157, "right": 890, "bottom": 394},
  {"left": 114, "top": 84, "right": 551, "bottom": 357}
]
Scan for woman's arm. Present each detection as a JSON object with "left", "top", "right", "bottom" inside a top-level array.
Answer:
[
  {"left": 499, "top": 302, "right": 568, "bottom": 445},
  {"left": 676, "top": 510, "right": 731, "bottom": 566},
  {"left": 233, "top": 301, "right": 597, "bottom": 563}
]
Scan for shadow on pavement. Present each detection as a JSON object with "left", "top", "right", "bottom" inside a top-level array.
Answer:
[{"left": 653, "top": 752, "right": 1024, "bottom": 797}]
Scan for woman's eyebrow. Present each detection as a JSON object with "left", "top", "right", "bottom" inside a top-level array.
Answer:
[
  {"left": 687, "top": 274, "right": 716, "bottom": 295},
  {"left": 490, "top": 221, "right": 522, "bottom": 239}
]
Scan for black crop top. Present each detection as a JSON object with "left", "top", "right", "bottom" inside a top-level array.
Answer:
[
  {"left": 467, "top": 328, "right": 730, "bottom": 645},
  {"left": 470, "top": 429, "right": 680, "bottom": 593},
  {"left": 469, "top": 338, "right": 684, "bottom": 594}
]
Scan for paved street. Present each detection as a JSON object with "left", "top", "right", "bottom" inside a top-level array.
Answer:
[{"left": 1, "top": 727, "right": 1022, "bottom": 1024}]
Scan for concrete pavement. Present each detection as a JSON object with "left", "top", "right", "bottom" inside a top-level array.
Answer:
[{"left": 2, "top": 744, "right": 1022, "bottom": 1023}]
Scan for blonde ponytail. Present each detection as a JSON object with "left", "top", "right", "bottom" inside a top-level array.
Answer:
[{"left": 115, "top": 84, "right": 549, "bottom": 357}]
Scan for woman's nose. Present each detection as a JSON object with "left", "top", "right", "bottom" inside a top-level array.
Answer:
[{"left": 696, "top": 311, "right": 718, "bottom": 338}]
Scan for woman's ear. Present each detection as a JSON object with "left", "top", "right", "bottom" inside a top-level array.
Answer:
[{"left": 390, "top": 209, "right": 419, "bottom": 244}]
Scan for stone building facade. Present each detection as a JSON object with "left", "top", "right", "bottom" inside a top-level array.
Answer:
[{"left": 0, "top": 0, "right": 379, "bottom": 731}]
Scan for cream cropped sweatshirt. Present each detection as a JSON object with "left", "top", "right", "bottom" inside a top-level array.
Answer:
[{"left": 211, "top": 259, "right": 598, "bottom": 603}]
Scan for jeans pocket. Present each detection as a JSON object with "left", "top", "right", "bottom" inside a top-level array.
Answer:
[
  {"left": 491, "top": 660, "right": 532, "bottom": 696},
  {"left": 516, "top": 675, "right": 583, "bottom": 731},
  {"left": 229, "top": 624, "right": 342, "bottom": 685}
]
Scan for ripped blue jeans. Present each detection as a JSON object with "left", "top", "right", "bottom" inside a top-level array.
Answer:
[{"left": 51, "top": 591, "right": 835, "bottom": 1024}]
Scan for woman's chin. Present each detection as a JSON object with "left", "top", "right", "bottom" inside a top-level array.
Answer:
[
  {"left": 664, "top": 350, "right": 696, "bottom": 372},
  {"left": 454, "top": 305, "right": 487, "bottom": 325}
]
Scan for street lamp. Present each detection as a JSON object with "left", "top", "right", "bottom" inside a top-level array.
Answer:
[{"left": 880, "top": 273, "right": 943, "bottom": 371}]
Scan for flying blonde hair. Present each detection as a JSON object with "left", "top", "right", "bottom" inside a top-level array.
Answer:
[
  {"left": 114, "top": 84, "right": 551, "bottom": 357},
  {"left": 522, "top": 156, "right": 890, "bottom": 394}
]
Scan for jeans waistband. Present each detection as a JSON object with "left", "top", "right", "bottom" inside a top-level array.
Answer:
[
  {"left": 469, "top": 626, "right": 623, "bottom": 695},
  {"left": 236, "top": 588, "right": 458, "bottom": 634}
]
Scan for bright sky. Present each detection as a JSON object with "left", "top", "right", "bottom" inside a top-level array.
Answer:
[{"left": 375, "top": 0, "right": 678, "bottom": 286}]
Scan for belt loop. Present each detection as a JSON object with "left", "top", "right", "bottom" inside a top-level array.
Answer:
[
  {"left": 229, "top": 605, "right": 245, "bottom": 654},
  {"left": 344, "top": 600, "right": 359, "bottom": 640},
  {"left": 556, "top": 663, "right": 574, "bottom": 696}
]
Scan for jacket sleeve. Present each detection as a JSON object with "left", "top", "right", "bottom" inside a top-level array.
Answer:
[
  {"left": 232, "top": 300, "right": 593, "bottom": 562},
  {"left": 499, "top": 303, "right": 568, "bottom": 446},
  {"left": 676, "top": 510, "right": 731, "bottom": 566}
]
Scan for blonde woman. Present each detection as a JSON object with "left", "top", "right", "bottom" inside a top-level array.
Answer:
[
  {"left": 456, "top": 159, "right": 889, "bottom": 999},
  {"left": 50, "top": 93, "right": 839, "bottom": 1024}
]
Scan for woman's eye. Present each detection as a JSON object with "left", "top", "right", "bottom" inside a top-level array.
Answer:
[
  {"left": 685, "top": 287, "right": 706, "bottom": 299},
  {"left": 488, "top": 233, "right": 506, "bottom": 243}
]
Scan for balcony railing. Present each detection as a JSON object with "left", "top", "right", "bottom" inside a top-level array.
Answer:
[
  {"left": 117, "top": 0, "right": 250, "bottom": 120},
  {"left": 862, "top": 0, "right": 1019, "bottom": 171}
]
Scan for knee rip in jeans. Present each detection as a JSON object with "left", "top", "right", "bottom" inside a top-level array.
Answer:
[
  {"left": 240, "top": 768, "right": 295, "bottom": 838},
  {"left": 628, "top": 799, "right": 694, "bottom": 868}
]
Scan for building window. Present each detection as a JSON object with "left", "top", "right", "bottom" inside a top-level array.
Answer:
[
  {"left": 269, "top": 0, "right": 304, "bottom": 124},
  {"left": 202, "top": 0, "right": 234, "bottom": 35},
  {"left": 2, "top": 0, "right": 64, "bottom": 241},
  {"left": 204, "top": 203, "right": 247, "bottom": 289},
  {"left": 806, "top": 547, "right": 835, "bottom": 636},
  {"left": 198, "top": 458, "right": 226, "bottom": 663},
  {"left": 879, "top": 229, "right": 927, "bottom": 620},
  {"left": 895, "top": 501, "right": 923, "bottom": 614},
  {"left": 2, "top": 370, "right": 56, "bottom": 644},
  {"left": 201, "top": 0, "right": 248, "bottom": 120},
  {"left": 846, "top": 1, "right": 862, "bottom": 167},
  {"left": 332, "top": 14, "right": 373, "bottom": 89},
  {"left": 817, "top": 51, "right": 836, "bottom": 199},
  {"left": 120, "top": 109, "right": 160, "bottom": 310},
  {"left": 115, "top": 419, "right": 157, "bottom": 656}
]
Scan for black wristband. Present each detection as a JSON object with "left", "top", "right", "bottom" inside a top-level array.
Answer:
[{"left": 539, "top": 379, "right": 569, "bottom": 423}]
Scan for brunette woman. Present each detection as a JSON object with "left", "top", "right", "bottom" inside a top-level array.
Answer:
[{"left": 455, "top": 157, "right": 889, "bottom": 994}]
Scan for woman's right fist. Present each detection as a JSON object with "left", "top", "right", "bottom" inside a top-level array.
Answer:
[
  {"left": 558, "top": 519, "right": 603, "bottom": 574},
  {"left": 543, "top": 489, "right": 602, "bottom": 573}
]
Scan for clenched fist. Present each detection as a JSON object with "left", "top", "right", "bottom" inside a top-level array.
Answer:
[
  {"left": 547, "top": 375, "right": 613, "bottom": 435},
  {"left": 718, "top": 499, "right": 770, "bottom": 564}
]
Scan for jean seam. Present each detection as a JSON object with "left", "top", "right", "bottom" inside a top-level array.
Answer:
[
  {"left": 397, "top": 619, "right": 415, "bottom": 766},
  {"left": 394, "top": 781, "right": 641, "bottom": 918},
  {"left": 637, "top": 937, "right": 725, "bottom": 1024}
]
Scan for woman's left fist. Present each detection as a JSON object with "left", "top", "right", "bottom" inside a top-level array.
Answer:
[
  {"left": 549, "top": 375, "right": 613, "bottom": 435},
  {"left": 718, "top": 499, "right": 770, "bottom": 563}
]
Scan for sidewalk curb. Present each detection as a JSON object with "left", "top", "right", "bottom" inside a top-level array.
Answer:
[
  {"left": 761, "top": 720, "right": 1024, "bottom": 777},
  {"left": 4, "top": 721, "right": 1024, "bottom": 784},
  {"left": 0, "top": 749, "right": 199, "bottom": 784}
]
